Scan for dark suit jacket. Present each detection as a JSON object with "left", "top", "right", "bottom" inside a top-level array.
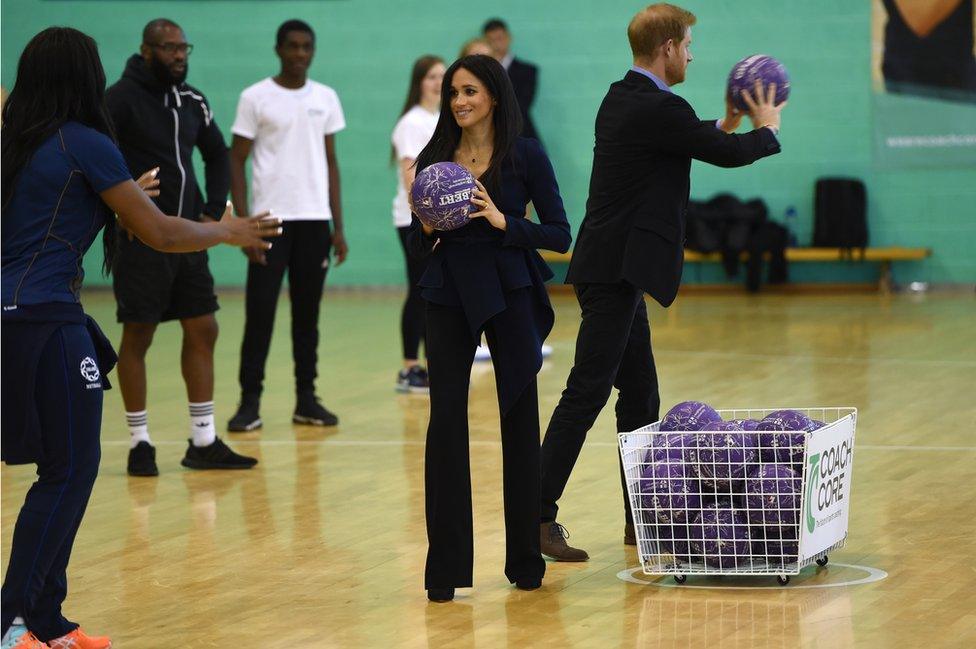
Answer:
[
  {"left": 566, "top": 70, "right": 781, "bottom": 307},
  {"left": 407, "top": 137, "right": 571, "bottom": 412},
  {"left": 508, "top": 58, "right": 540, "bottom": 141}
]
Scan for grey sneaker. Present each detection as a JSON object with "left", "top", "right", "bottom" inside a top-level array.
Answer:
[{"left": 396, "top": 366, "right": 430, "bottom": 394}]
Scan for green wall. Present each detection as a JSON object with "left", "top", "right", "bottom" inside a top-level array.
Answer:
[{"left": 3, "top": 0, "right": 974, "bottom": 286}]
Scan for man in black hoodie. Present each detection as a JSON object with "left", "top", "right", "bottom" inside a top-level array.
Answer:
[{"left": 107, "top": 18, "right": 256, "bottom": 476}]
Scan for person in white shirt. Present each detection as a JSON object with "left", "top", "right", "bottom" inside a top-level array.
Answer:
[
  {"left": 391, "top": 55, "right": 444, "bottom": 394},
  {"left": 227, "top": 19, "right": 347, "bottom": 431}
]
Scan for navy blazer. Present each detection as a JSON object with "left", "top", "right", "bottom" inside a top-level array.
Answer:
[
  {"left": 407, "top": 136, "right": 571, "bottom": 411},
  {"left": 566, "top": 70, "right": 781, "bottom": 307}
]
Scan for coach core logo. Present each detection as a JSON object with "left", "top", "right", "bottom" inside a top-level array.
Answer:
[{"left": 80, "top": 356, "right": 102, "bottom": 389}]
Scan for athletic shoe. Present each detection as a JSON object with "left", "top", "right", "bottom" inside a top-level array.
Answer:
[
  {"left": 48, "top": 628, "right": 111, "bottom": 649},
  {"left": 180, "top": 438, "right": 257, "bottom": 470},
  {"left": 293, "top": 393, "right": 339, "bottom": 426},
  {"left": 2, "top": 626, "right": 49, "bottom": 649},
  {"left": 540, "top": 522, "right": 589, "bottom": 562},
  {"left": 227, "top": 397, "right": 262, "bottom": 432},
  {"left": 126, "top": 441, "right": 158, "bottom": 477},
  {"left": 395, "top": 366, "right": 430, "bottom": 394},
  {"left": 541, "top": 344, "right": 553, "bottom": 359}
]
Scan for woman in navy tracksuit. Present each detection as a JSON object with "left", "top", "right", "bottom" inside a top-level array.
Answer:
[
  {"left": 408, "top": 55, "right": 571, "bottom": 602},
  {"left": 0, "top": 28, "right": 279, "bottom": 648}
]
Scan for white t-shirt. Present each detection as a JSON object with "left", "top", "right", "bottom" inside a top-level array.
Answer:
[
  {"left": 391, "top": 104, "right": 438, "bottom": 227},
  {"left": 232, "top": 78, "right": 345, "bottom": 221}
]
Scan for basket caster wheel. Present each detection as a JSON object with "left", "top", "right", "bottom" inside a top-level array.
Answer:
[
  {"left": 673, "top": 575, "right": 687, "bottom": 584},
  {"left": 777, "top": 575, "right": 790, "bottom": 586},
  {"left": 816, "top": 556, "right": 829, "bottom": 567}
]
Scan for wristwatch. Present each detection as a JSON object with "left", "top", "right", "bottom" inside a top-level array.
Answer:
[{"left": 763, "top": 124, "right": 780, "bottom": 136}]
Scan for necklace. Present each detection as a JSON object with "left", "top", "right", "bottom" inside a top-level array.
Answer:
[{"left": 460, "top": 146, "right": 489, "bottom": 165}]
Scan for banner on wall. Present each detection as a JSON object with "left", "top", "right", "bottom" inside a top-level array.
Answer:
[{"left": 871, "top": 0, "right": 976, "bottom": 167}]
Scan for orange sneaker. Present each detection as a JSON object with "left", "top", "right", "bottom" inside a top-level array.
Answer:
[
  {"left": 47, "top": 629, "right": 110, "bottom": 649},
  {"left": 7, "top": 630, "right": 50, "bottom": 649}
]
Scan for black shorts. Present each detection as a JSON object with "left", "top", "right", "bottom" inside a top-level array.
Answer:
[{"left": 112, "top": 237, "right": 219, "bottom": 323}]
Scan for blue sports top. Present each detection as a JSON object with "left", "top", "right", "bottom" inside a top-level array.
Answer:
[{"left": 2, "top": 121, "right": 131, "bottom": 309}]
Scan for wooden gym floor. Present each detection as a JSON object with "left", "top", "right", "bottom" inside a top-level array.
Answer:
[{"left": 3, "top": 289, "right": 975, "bottom": 648}]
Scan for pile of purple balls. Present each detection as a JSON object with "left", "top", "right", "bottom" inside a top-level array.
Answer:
[{"left": 638, "top": 401, "right": 825, "bottom": 569}]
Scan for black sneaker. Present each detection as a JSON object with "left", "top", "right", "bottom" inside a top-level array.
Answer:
[
  {"left": 127, "top": 441, "right": 159, "bottom": 477},
  {"left": 180, "top": 438, "right": 258, "bottom": 470},
  {"left": 395, "top": 365, "right": 430, "bottom": 394},
  {"left": 293, "top": 393, "right": 339, "bottom": 426},
  {"left": 227, "top": 396, "right": 262, "bottom": 432}
]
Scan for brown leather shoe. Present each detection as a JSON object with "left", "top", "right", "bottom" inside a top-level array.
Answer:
[
  {"left": 540, "top": 522, "right": 589, "bottom": 562},
  {"left": 624, "top": 522, "right": 637, "bottom": 546}
]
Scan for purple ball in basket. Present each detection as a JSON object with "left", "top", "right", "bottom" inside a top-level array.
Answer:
[
  {"left": 758, "top": 409, "right": 812, "bottom": 432},
  {"left": 410, "top": 162, "right": 476, "bottom": 231},
  {"left": 660, "top": 401, "right": 722, "bottom": 432},
  {"left": 730, "top": 418, "right": 761, "bottom": 431},
  {"left": 639, "top": 460, "right": 702, "bottom": 527},
  {"left": 727, "top": 54, "right": 790, "bottom": 112},
  {"left": 647, "top": 432, "right": 698, "bottom": 463},
  {"left": 688, "top": 502, "right": 752, "bottom": 569},
  {"left": 757, "top": 410, "right": 811, "bottom": 466},
  {"left": 693, "top": 427, "right": 759, "bottom": 490},
  {"left": 744, "top": 464, "right": 801, "bottom": 529},
  {"left": 752, "top": 513, "right": 799, "bottom": 566}
]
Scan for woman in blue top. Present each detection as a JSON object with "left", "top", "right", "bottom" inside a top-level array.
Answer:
[
  {"left": 408, "top": 55, "right": 572, "bottom": 602},
  {"left": 0, "top": 28, "right": 280, "bottom": 649}
]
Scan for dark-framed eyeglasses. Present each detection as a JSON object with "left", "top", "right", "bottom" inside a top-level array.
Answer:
[{"left": 147, "top": 42, "right": 193, "bottom": 55}]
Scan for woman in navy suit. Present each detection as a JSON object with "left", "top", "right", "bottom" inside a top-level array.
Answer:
[{"left": 408, "top": 54, "right": 571, "bottom": 602}]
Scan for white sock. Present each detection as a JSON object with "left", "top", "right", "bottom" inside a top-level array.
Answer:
[
  {"left": 189, "top": 401, "right": 216, "bottom": 447},
  {"left": 126, "top": 410, "right": 150, "bottom": 448}
]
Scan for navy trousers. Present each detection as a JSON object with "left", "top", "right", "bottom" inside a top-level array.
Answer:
[
  {"left": 1, "top": 324, "right": 102, "bottom": 642},
  {"left": 540, "top": 281, "right": 661, "bottom": 525},
  {"left": 423, "top": 291, "right": 546, "bottom": 589}
]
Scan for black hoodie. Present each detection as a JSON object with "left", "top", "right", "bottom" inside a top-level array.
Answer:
[{"left": 106, "top": 54, "right": 229, "bottom": 221}]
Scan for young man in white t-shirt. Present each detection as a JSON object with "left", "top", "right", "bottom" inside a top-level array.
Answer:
[{"left": 227, "top": 19, "right": 347, "bottom": 431}]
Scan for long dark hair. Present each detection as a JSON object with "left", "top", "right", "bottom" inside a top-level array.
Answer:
[
  {"left": 391, "top": 54, "right": 444, "bottom": 165},
  {"left": 415, "top": 55, "right": 522, "bottom": 196},
  {"left": 1, "top": 27, "right": 120, "bottom": 274}
]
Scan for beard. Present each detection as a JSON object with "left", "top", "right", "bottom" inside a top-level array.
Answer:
[{"left": 149, "top": 56, "right": 188, "bottom": 85}]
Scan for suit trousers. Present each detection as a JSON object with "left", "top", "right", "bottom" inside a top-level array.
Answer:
[
  {"left": 238, "top": 220, "right": 332, "bottom": 397},
  {"left": 424, "top": 290, "right": 546, "bottom": 589},
  {"left": 540, "top": 281, "right": 661, "bottom": 524}
]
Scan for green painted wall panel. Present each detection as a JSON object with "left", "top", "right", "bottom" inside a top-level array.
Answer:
[{"left": 3, "top": 0, "right": 974, "bottom": 286}]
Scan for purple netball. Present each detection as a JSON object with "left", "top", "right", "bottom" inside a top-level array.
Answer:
[
  {"left": 757, "top": 410, "right": 811, "bottom": 466},
  {"left": 758, "top": 431, "right": 807, "bottom": 467},
  {"left": 688, "top": 503, "right": 753, "bottom": 569},
  {"left": 744, "top": 464, "right": 801, "bottom": 530},
  {"left": 730, "top": 418, "right": 761, "bottom": 431},
  {"left": 410, "top": 162, "right": 476, "bottom": 231},
  {"left": 757, "top": 409, "right": 812, "bottom": 432},
  {"left": 660, "top": 401, "right": 722, "bottom": 432},
  {"left": 647, "top": 432, "right": 698, "bottom": 463},
  {"left": 806, "top": 419, "right": 826, "bottom": 432},
  {"left": 639, "top": 460, "right": 702, "bottom": 527},
  {"left": 727, "top": 54, "right": 791, "bottom": 112},
  {"left": 692, "top": 430, "right": 759, "bottom": 491}
]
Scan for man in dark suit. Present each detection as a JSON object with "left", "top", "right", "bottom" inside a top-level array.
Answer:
[
  {"left": 483, "top": 18, "right": 541, "bottom": 142},
  {"left": 538, "top": 3, "right": 786, "bottom": 561}
]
